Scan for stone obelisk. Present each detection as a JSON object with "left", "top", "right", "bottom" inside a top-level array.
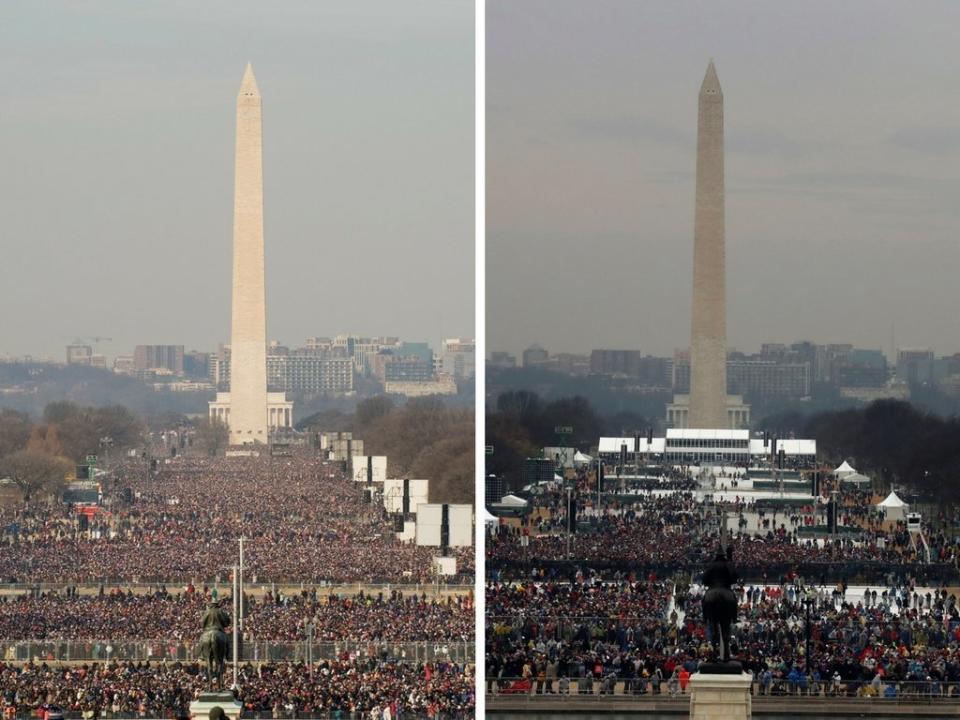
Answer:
[
  {"left": 688, "top": 60, "right": 728, "bottom": 429},
  {"left": 228, "top": 63, "right": 268, "bottom": 444}
]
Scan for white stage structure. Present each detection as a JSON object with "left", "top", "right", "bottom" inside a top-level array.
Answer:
[
  {"left": 350, "top": 455, "right": 387, "bottom": 483},
  {"left": 416, "top": 503, "right": 473, "bottom": 548},
  {"left": 383, "top": 478, "right": 429, "bottom": 515}
]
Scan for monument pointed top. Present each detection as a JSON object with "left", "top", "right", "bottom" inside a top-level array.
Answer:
[
  {"left": 700, "top": 60, "right": 721, "bottom": 95},
  {"left": 239, "top": 63, "right": 260, "bottom": 98}
]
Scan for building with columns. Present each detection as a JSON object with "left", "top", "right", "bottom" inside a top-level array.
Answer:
[
  {"left": 666, "top": 394, "right": 750, "bottom": 429},
  {"left": 209, "top": 392, "right": 293, "bottom": 431}
]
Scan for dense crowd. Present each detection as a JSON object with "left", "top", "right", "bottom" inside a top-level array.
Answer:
[
  {"left": 0, "top": 587, "right": 474, "bottom": 643},
  {"left": 0, "top": 658, "right": 474, "bottom": 718},
  {"left": 486, "top": 574, "right": 960, "bottom": 698},
  {"left": 0, "top": 451, "right": 476, "bottom": 716},
  {"left": 487, "top": 488, "right": 959, "bottom": 577},
  {"left": 0, "top": 456, "right": 473, "bottom": 584}
]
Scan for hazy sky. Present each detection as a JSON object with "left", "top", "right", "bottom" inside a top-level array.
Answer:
[
  {"left": 488, "top": 0, "right": 960, "bottom": 359},
  {"left": 1, "top": 1, "right": 473, "bottom": 361}
]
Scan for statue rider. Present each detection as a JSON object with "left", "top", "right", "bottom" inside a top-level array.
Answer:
[
  {"left": 198, "top": 599, "right": 232, "bottom": 690},
  {"left": 202, "top": 600, "right": 231, "bottom": 634},
  {"left": 701, "top": 543, "right": 739, "bottom": 666}
]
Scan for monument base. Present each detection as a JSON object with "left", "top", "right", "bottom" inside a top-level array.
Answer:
[
  {"left": 189, "top": 692, "right": 242, "bottom": 720},
  {"left": 689, "top": 671, "right": 752, "bottom": 720},
  {"left": 698, "top": 660, "right": 743, "bottom": 675}
]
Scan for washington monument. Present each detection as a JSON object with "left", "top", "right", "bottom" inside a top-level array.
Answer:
[
  {"left": 228, "top": 63, "right": 268, "bottom": 443},
  {"left": 688, "top": 60, "right": 728, "bottom": 429}
]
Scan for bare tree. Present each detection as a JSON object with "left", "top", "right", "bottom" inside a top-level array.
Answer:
[
  {"left": 0, "top": 450, "right": 71, "bottom": 503},
  {"left": 195, "top": 417, "right": 230, "bottom": 456},
  {"left": 0, "top": 409, "right": 31, "bottom": 458}
]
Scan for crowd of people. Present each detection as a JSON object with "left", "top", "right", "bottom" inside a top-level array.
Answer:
[
  {"left": 0, "top": 449, "right": 476, "bottom": 717},
  {"left": 487, "top": 486, "right": 960, "bottom": 580},
  {"left": 0, "top": 456, "right": 474, "bottom": 584},
  {"left": 487, "top": 462, "right": 960, "bottom": 704},
  {"left": 0, "top": 658, "right": 474, "bottom": 718},
  {"left": 486, "top": 574, "right": 960, "bottom": 698},
  {"left": 0, "top": 587, "right": 474, "bottom": 644}
]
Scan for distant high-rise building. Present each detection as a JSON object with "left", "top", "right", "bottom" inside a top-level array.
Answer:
[
  {"left": 218, "top": 353, "right": 353, "bottom": 394},
  {"left": 553, "top": 353, "right": 591, "bottom": 375},
  {"left": 183, "top": 350, "right": 210, "bottom": 379},
  {"left": 441, "top": 338, "right": 476, "bottom": 380},
  {"left": 304, "top": 337, "right": 333, "bottom": 353},
  {"left": 727, "top": 360, "right": 810, "bottom": 399},
  {"left": 590, "top": 349, "right": 643, "bottom": 376},
  {"left": 673, "top": 353, "right": 810, "bottom": 399},
  {"left": 488, "top": 352, "right": 517, "bottom": 369},
  {"left": 134, "top": 345, "right": 184, "bottom": 374},
  {"left": 522, "top": 345, "right": 549, "bottom": 368},
  {"left": 268, "top": 355, "right": 353, "bottom": 393},
  {"left": 897, "top": 348, "right": 945, "bottom": 384},
  {"left": 371, "top": 354, "right": 434, "bottom": 383}
]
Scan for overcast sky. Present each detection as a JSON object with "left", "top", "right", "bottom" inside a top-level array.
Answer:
[
  {"left": 488, "top": 0, "right": 960, "bottom": 360},
  {"left": 1, "top": 1, "right": 473, "bottom": 361}
]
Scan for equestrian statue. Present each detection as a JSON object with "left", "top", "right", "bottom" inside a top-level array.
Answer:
[
  {"left": 197, "top": 600, "right": 231, "bottom": 690},
  {"left": 701, "top": 542, "right": 740, "bottom": 668}
]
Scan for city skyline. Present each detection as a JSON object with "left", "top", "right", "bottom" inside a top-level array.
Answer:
[
  {"left": 0, "top": 1, "right": 474, "bottom": 360},
  {"left": 2, "top": 331, "right": 474, "bottom": 366},
  {"left": 489, "top": 335, "right": 956, "bottom": 363},
  {"left": 488, "top": 0, "right": 960, "bottom": 359}
]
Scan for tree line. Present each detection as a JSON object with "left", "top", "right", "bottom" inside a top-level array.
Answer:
[
  {"left": 486, "top": 391, "right": 622, "bottom": 491},
  {"left": 302, "top": 395, "right": 473, "bottom": 505},
  {"left": 486, "top": 391, "right": 960, "bottom": 505},
  {"left": 0, "top": 402, "right": 144, "bottom": 502},
  {"left": 806, "top": 399, "right": 960, "bottom": 503}
]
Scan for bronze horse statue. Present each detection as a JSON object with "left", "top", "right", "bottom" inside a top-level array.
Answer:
[
  {"left": 701, "top": 544, "right": 738, "bottom": 663},
  {"left": 197, "top": 602, "right": 231, "bottom": 690}
]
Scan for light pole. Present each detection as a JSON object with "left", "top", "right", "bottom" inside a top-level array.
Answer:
[
  {"left": 566, "top": 486, "right": 573, "bottom": 559},
  {"left": 232, "top": 564, "right": 239, "bottom": 688},
  {"left": 803, "top": 590, "right": 814, "bottom": 671},
  {"left": 238, "top": 538, "right": 245, "bottom": 640},
  {"left": 596, "top": 457, "right": 602, "bottom": 510},
  {"left": 305, "top": 622, "right": 315, "bottom": 677}
]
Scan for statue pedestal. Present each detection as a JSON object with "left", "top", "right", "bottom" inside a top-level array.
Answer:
[
  {"left": 689, "top": 671, "right": 752, "bottom": 720},
  {"left": 189, "top": 692, "right": 242, "bottom": 720}
]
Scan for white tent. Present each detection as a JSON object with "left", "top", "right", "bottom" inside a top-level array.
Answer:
[
  {"left": 574, "top": 451, "right": 593, "bottom": 465},
  {"left": 877, "top": 491, "right": 908, "bottom": 521},
  {"left": 835, "top": 461, "right": 856, "bottom": 477},
  {"left": 841, "top": 472, "right": 871, "bottom": 485},
  {"left": 499, "top": 494, "right": 528, "bottom": 507},
  {"left": 878, "top": 491, "right": 907, "bottom": 508},
  {"left": 483, "top": 509, "right": 498, "bottom": 525}
]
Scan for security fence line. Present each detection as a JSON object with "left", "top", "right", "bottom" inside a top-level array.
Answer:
[
  {"left": 487, "top": 676, "right": 960, "bottom": 702},
  {"left": 0, "top": 582, "right": 474, "bottom": 595},
  {"left": 487, "top": 560, "right": 960, "bottom": 584},
  {"left": 0, "top": 640, "right": 474, "bottom": 664},
  {"left": 8, "top": 713, "right": 470, "bottom": 720}
]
